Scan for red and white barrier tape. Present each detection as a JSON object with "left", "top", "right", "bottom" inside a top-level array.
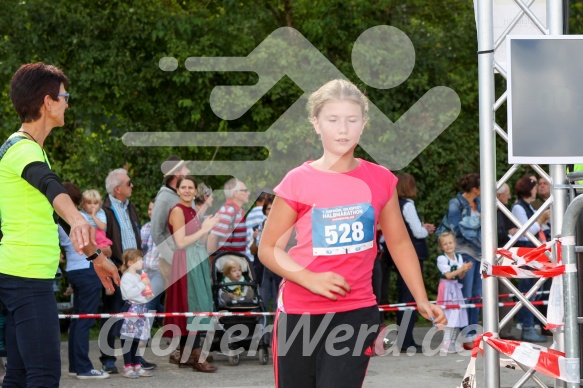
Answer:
[
  {"left": 61, "top": 245, "right": 565, "bottom": 320},
  {"left": 377, "top": 290, "right": 550, "bottom": 308},
  {"left": 494, "top": 240, "right": 568, "bottom": 329},
  {"left": 57, "top": 290, "right": 552, "bottom": 319},
  {"left": 482, "top": 260, "right": 566, "bottom": 279},
  {"left": 63, "top": 242, "right": 560, "bottom": 320},
  {"left": 488, "top": 239, "right": 575, "bottom": 279},
  {"left": 59, "top": 311, "right": 273, "bottom": 319},
  {"left": 496, "top": 240, "right": 557, "bottom": 266},
  {"left": 456, "top": 333, "right": 485, "bottom": 388},
  {"left": 458, "top": 332, "right": 580, "bottom": 387},
  {"left": 58, "top": 300, "right": 548, "bottom": 319}
]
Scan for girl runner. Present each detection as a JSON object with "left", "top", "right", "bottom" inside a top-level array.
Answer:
[{"left": 259, "top": 79, "right": 446, "bottom": 387}]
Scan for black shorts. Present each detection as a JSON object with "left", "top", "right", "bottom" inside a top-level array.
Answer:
[{"left": 273, "top": 305, "right": 380, "bottom": 388}]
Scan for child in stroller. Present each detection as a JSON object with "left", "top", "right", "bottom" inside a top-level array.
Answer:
[
  {"left": 214, "top": 253, "right": 259, "bottom": 308},
  {"left": 219, "top": 259, "right": 255, "bottom": 304},
  {"left": 210, "top": 252, "right": 269, "bottom": 366}
]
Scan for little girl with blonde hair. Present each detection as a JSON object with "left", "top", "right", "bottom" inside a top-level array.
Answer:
[
  {"left": 436, "top": 232, "right": 473, "bottom": 354},
  {"left": 80, "top": 189, "right": 112, "bottom": 248}
]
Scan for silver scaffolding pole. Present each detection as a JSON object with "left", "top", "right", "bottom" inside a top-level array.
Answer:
[
  {"left": 476, "top": 1, "right": 499, "bottom": 388},
  {"left": 478, "top": 0, "right": 576, "bottom": 387},
  {"left": 547, "top": 2, "right": 569, "bottom": 388},
  {"left": 562, "top": 199, "right": 582, "bottom": 388}
]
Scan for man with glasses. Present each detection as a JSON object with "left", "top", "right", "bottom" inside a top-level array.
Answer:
[
  {"left": 207, "top": 178, "right": 250, "bottom": 259},
  {"left": 103, "top": 168, "right": 139, "bottom": 269},
  {"left": 100, "top": 168, "right": 156, "bottom": 372}
]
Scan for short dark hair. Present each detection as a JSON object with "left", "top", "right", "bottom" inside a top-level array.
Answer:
[
  {"left": 396, "top": 173, "right": 417, "bottom": 199},
  {"left": 176, "top": 175, "right": 197, "bottom": 190},
  {"left": 515, "top": 175, "right": 537, "bottom": 199},
  {"left": 458, "top": 173, "right": 480, "bottom": 193},
  {"left": 62, "top": 182, "right": 82, "bottom": 207},
  {"left": 256, "top": 192, "right": 268, "bottom": 202},
  {"left": 262, "top": 197, "right": 273, "bottom": 216},
  {"left": 10, "top": 62, "right": 69, "bottom": 123}
]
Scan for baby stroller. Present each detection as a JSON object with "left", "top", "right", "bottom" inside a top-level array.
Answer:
[{"left": 209, "top": 252, "right": 269, "bottom": 366}]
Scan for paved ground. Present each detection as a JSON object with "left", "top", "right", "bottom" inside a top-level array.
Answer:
[{"left": 57, "top": 326, "right": 558, "bottom": 387}]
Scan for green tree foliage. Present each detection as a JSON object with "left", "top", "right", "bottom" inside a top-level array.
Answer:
[
  {"left": 3, "top": 0, "right": 570, "bottom": 298},
  {"left": 0, "top": 0, "right": 477, "bottom": 193}
]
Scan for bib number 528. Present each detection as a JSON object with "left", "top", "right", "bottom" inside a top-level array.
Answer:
[{"left": 324, "top": 222, "right": 365, "bottom": 245}]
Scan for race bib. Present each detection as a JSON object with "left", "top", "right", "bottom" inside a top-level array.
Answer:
[{"left": 312, "top": 202, "right": 375, "bottom": 256}]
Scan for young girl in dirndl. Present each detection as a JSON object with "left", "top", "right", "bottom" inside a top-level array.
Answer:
[{"left": 436, "top": 232, "right": 473, "bottom": 353}]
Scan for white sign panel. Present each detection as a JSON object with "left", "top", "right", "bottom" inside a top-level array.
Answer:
[{"left": 508, "top": 36, "right": 583, "bottom": 163}]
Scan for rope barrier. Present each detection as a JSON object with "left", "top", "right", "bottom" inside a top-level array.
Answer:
[
  {"left": 58, "top": 300, "right": 548, "bottom": 319},
  {"left": 56, "top": 290, "right": 549, "bottom": 319},
  {"left": 377, "top": 290, "right": 550, "bottom": 309},
  {"left": 59, "top": 243, "right": 555, "bottom": 320},
  {"left": 59, "top": 244, "right": 558, "bottom": 320}
]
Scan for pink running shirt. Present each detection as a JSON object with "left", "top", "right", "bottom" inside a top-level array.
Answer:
[{"left": 274, "top": 159, "right": 397, "bottom": 314}]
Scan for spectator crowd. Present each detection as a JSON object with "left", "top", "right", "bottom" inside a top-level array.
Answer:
[
  {"left": 0, "top": 162, "right": 554, "bottom": 382},
  {"left": 0, "top": 63, "right": 554, "bottom": 385}
]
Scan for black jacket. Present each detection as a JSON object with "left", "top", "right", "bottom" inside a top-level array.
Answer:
[
  {"left": 497, "top": 208, "right": 514, "bottom": 247},
  {"left": 102, "top": 195, "right": 141, "bottom": 267}
]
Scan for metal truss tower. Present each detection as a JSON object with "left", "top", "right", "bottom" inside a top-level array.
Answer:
[{"left": 477, "top": 0, "right": 579, "bottom": 387}]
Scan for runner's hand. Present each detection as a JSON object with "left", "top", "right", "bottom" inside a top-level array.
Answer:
[
  {"left": 302, "top": 271, "right": 350, "bottom": 300},
  {"left": 417, "top": 300, "right": 447, "bottom": 329}
]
